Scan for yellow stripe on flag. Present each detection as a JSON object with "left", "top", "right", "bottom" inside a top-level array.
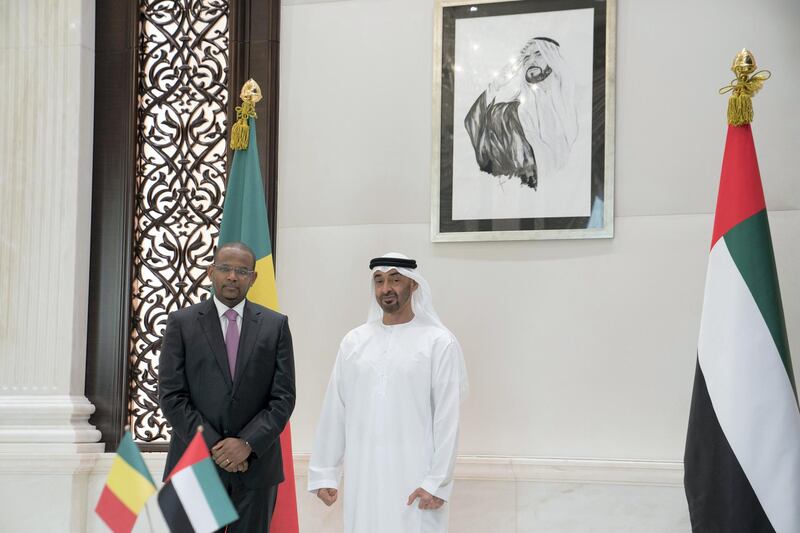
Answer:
[
  {"left": 248, "top": 254, "right": 279, "bottom": 311},
  {"left": 107, "top": 455, "right": 156, "bottom": 513}
]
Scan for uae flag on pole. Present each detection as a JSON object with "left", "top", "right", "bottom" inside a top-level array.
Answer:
[
  {"left": 158, "top": 429, "right": 238, "bottom": 533},
  {"left": 684, "top": 122, "right": 800, "bottom": 532}
]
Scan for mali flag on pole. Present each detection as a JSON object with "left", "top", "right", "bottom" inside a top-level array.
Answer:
[
  {"left": 684, "top": 52, "right": 800, "bottom": 533},
  {"left": 95, "top": 430, "right": 157, "bottom": 533},
  {"left": 217, "top": 81, "right": 299, "bottom": 532}
]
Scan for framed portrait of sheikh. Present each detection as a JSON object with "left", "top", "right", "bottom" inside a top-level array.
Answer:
[{"left": 431, "top": 0, "right": 615, "bottom": 242}]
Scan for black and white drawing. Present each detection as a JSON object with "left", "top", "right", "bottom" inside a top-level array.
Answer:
[
  {"left": 464, "top": 36, "right": 578, "bottom": 191},
  {"left": 432, "top": 0, "right": 615, "bottom": 242},
  {"left": 449, "top": 7, "right": 595, "bottom": 222}
]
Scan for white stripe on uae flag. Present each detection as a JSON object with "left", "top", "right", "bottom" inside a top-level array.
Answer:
[
  {"left": 698, "top": 238, "right": 800, "bottom": 533},
  {"left": 171, "top": 466, "right": 220, "bottom": 533}
]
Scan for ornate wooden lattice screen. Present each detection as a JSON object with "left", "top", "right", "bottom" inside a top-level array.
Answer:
[
  {"left": 129, "top": 0, "right": 230, "bottom": 443},
  {"left": 88, "top": 0, "right": 278, "bottom": 449}
]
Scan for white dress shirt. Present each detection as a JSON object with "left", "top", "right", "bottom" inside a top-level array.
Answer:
[{"left": 213, "top": 296, "right": 246, "bottom": 340}]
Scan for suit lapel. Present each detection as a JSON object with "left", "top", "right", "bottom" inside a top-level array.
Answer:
[
  {"left": 197, "top": 297, "right": 233, "bottom": 390},
  {"left": 233, "top": 300, "right": 262, "bottom": 392}
]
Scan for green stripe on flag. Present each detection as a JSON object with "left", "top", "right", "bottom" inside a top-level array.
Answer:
[
  {"left": 117, "top": 431, "right": 155, "bottom": 484},
  {"left": 724, "top": 209, "right": 795, "bottom": 392},
  {"left": 193, "top": 458, "right": 239, "bottom": 526},
  {"left": 218, "top": 116, "right": 272, "bottom": 260}
]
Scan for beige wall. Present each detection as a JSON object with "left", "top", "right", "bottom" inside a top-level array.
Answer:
[{"left": 276, "top": 0, "right": 800, "bottom": 462}]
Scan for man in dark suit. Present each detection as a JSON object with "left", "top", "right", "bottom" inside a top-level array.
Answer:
[{"left": 159, "top": 241, "right": 296, "bottom": 532}]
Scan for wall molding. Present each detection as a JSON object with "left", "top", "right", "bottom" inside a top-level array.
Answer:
[
  {"left": 2, "top": 452, "right": 683, "bottom": 487},
  {"left": 292, "top": 453, "right": 684, "bottom": 487}
]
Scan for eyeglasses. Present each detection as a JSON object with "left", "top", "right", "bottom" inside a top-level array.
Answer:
[{"left": 213, "top": 264, "right": 254, "bottom": 277}]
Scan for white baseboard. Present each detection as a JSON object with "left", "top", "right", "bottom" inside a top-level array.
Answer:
[
  {"left": 291, "top": 453, "right": 684, "bottom": 487},
  {"left": 2, "top": 450, "right": 682, "bottom": 487}
]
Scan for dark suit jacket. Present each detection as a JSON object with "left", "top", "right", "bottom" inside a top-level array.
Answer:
[{"left": 159, "top": 297, "right": 296, "bottom": 488}]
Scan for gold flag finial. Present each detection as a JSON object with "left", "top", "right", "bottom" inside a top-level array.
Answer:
[
  {"left": 719, "top": 49, "right": 771, "bottom": 126},
  {"left": 230, "top": 79, "right": 262, "bottom": 150},
  {"left": 732, "top": 49, "right": 756, "bottom": 76}
]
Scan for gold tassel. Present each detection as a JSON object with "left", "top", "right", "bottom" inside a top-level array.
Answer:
[
  {"left": 719, "top": 49, "right": 770, "bottom": 126},
  {"left": 727, "top": 93, "right": 753, "bottom": 127},
  {"left": 230, "top": 100, "right": 257, "bottom": 151}
]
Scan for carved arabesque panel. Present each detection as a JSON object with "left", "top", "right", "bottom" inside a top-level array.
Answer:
[{"left": 129, "top": 0, "right": 230, "bottom": 442}]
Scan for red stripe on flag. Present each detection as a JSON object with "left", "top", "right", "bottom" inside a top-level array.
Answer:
[
  {"left": 166, "top": 431, "right": 209, "bottom": 481},
  {"left": 95, "top": 485, "right": 138, "bottom": 533},
  {"left": 270, "top": 424, "right": 299, "bottom": 532},
  {"left": 711, "top": 124, "right": 766, "bottom": 248}
]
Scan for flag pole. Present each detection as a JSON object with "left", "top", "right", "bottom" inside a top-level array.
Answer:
[
  {"left": 685, "top": 49, "right": 800, "bottom": 533},
  {"left": 143, "top": 502, "right": 157, "bottom": 533},
  {"left": 130, "top": 424, "right": 157, "bottom": 533}
]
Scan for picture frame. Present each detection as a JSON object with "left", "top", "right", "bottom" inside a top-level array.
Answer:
[{"left": 431, "top": 0, "right": 616, "bottom": 242}]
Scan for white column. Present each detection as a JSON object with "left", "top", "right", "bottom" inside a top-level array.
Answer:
[{"left": 0, "top": 0, "right": 102, "bottom": 530}]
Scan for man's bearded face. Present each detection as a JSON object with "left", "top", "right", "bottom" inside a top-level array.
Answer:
[
  {"left": 373, "top": 269, "right": 417, "bottom": 314},
  {"left": 523, "top": 47, "right": 553, "bottom": 84}
]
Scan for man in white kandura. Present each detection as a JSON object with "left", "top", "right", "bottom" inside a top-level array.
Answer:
[{"left": 308, "top": 252, "right": 469, "bottom": 533}]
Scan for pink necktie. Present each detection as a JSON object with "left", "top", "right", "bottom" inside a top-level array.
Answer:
[{"left": 224, "top": 309, "right": 239, "bottom": 378}]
